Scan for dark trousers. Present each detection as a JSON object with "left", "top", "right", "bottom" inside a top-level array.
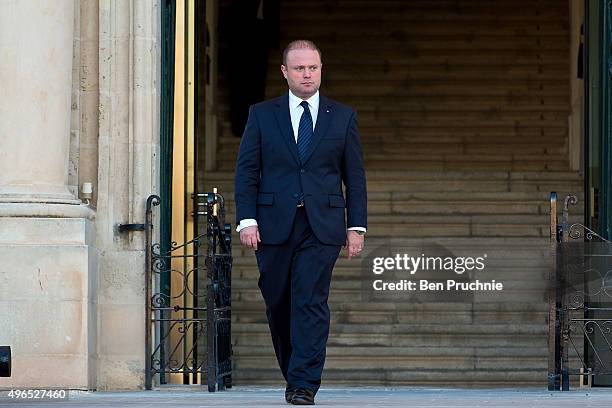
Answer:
[{"left": 255, "top": 207, "right": 341, "bottom": 392}]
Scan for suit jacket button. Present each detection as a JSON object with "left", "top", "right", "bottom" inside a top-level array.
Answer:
[{"left": 300, "top": 169, "right": 305, "bottom": 174}]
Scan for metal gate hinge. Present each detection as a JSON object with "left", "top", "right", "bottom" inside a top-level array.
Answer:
[{"left": 118, "top": 223, "right": 146, "bottom": 233}]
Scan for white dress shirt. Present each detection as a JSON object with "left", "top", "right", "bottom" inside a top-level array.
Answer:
[{"left": 236, "top": 90, "right": 366, "bottom": 234}]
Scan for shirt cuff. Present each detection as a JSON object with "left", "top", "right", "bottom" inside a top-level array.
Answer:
[
  {"left": 236, "top": 218, "right": 258, "bottom": 232},
  {"left": 347, "top": 227, "right": 366, "bottom": 233}
]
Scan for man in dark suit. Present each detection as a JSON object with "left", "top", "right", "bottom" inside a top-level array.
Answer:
[{"left": 234, "top": 40, "right": 367, "bottom": 405}]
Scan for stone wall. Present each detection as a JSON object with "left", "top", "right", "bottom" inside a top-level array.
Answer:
[{"left": 0, "top": 0, "right": 161, "bottom": 390}]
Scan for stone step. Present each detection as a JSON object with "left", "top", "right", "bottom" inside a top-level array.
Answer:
[
  {"left": 231, "top": 268, "right": 551, "bottom": 284},
  {"left": 231, "top": 367, "right": 547, "bottom": 386},
  {"left": 213, "top": 153, "right": 569, "bottom": 174},
  {"left": 218, "top": 215, "right": 582, "bottom": 234},
  {"left": 233, "top": 311, "right": 549, "bottom": 325},
  {"left": 233, "top": 321, "right": 547, "bottom": 336},
  {"left": 232, "top": 271, "right": 549, "bottom": 289},
  {"left": 218, "top": 119, "right": 570, "bottom": 136},
  {"left": 218, "top": 225, "right": 553, "bottom": 240},
  {"left": 281, "top": 8, "right": 567, "bottom": 22},
  {"left": 202, "top": 200, "right": 581, "bottom": 217},
  {"left": 233, "top": 326, "right": 548, "bottom": 349},
  {"left": 354, "top": 213, "right": 581, "bottom": 223},
  {"left": 218, "top": 139, "right": 569, "bottom": 157},
  {"left": 279, "top": 0, "right": 564, "bottom": 13},
  {"left": 232, "top": 267, "right": 550, "bottom": 282},
  {"left": 265, "top": 82, "right": 568, "bottom": 98},
  {"left": 203, "top": 184, "right": 582, "bottom": 198},
  {"left": 228, "top": 195, "right": 574, "bottom": 211},
  {"left": 276, "top": 20, "right": 566, "bottom": 36},
  {"left": 214, "top": 158, "right": 572, "bottom": 172},
  {"left": 214, "top": 158, "right": 575, "bottom": 172},
  {"left": 219, "top": 145, "right": 569, "bottom": 158},
  {"left": 232, "top": 307, "right": 548, "bottom": 325},
  {"left": 217, "top": 126, "right": 569, "bottom": 142},
  {"left": 216, "top": 98, "right": 570, "bottom": 116},
  {"left": 231, "top": 261, "right": 552, "bottom": 276},
  {"left": 233, "top": 288, "right": 551, "bottom": 304},
  {"left": 225, "top": 236, "right": 566, "bottom": 259},
  {"left": 269, "top": 50, "right": 566, "bottom": 67},
  {"left": 201, "top": 190, "right": 583, "bottom": 206},
  {"left": 232, "top": 299, "right": 548, "bottom": 318},
  {"left": 203, "top": 169, "right": 583, "bottom": 181},
  {"left": 227, "top": 107, "right": 570, "bottom": 123},
  {"left": 218, "top": 140, "right": 569, "bottom": 155},
  {"left": 266, "top": 68, "right": 567, "bottom": 82},
  {"left": 232, "top": 344, "right": 555, "bottom": 373},
  {"left": 230, "top": 238, "right": 557, "bottom": 256},
  {"left": 230, "top": 255, "right": 553, "bottom": 270},
  {"left": 232, "top": 300, "right": 548, "bottom": 313},
  {"left": 234, "top": 289, "right": 549, "bottom": 304},
  {"left": 208, "top": 210, "right": 583, "bottom": 223},
  {"left": 234, "top": 353, "right": 548, "bottom": 371},
  {"left": 219, "top": 135, "right": 566, "bottom": 149},
  {"left": 202, "top": 178, "right": 583, "bottom": 193},
  {"left": 234, "top": 344, "right": 548, "bottom": 358},
  {"left": 215, "top": 160, "right": 572, "bottom": 172}
]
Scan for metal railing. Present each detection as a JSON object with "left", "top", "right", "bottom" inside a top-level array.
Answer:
[
  {"left": 145, "top": 191, "right": 232, "bottom": 391},
  {"left": 548, "top": 192, "right": 612, "bottom": 390}
]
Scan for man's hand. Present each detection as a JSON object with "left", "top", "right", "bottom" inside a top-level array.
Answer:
[
  {"left": 345, "top": 230, "right": 364, "bottom": 259},
  {"left": 240, "top": 225, "right": 261, "bottom": 250}
]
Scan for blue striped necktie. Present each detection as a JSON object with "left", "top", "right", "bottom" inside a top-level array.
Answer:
[{"left": 297, "top": 100, "right": 313, "bottom": 163}]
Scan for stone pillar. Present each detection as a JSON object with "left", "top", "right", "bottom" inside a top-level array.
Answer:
[
  {"left": 0, "top": 0, "right": 78, "bottom": 205},
  {"left": 95, "top": 0, "right": 160, "bottom": 390},
  {"left": 0, "top": 0, "right": 96, "bottom": 389}
]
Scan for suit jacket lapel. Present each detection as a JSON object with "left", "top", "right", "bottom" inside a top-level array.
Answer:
[
  {"left": 302, "top": 95, "right": 333, "bottom": 165},
  {"left": 274, "top": 93, "right": 300, "bottom": 165}
]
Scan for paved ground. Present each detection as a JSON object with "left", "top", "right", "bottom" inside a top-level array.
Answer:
[{"left": 2, "top": 386, "right": 612, "bottom": 408}]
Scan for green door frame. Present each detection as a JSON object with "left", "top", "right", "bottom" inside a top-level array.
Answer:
[
  {"left": 584, "top": 0, "right": 612, "bottom": 387},
  {"left": 602, "top": 0, "right": 612, "bottom": 240},
  {"left": 585, "top": 0, "right": 612, "bottom": 240},
  {"left": 158, "top": 0, "right": 176, "bottom": 385},
  {"left": 160, "top": 0, "right": 175, "bottom": 292}
]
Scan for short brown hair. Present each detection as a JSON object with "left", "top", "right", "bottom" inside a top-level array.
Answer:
[{"left": 282, "top": 40, "right": 322, "bottom": 66}]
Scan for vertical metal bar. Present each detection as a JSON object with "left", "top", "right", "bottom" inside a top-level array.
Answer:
[
  {"left": 145, "top": 195, "right": 160, "bottom": 390},
  {"left": 561, "top": 195, "right": 577, "bottom": 390},
  {"left": 550, "top": 192, "right": 558, "bottom": 242},
  {"left": 192, "top": 194, "right": 200, "bottom": 387},
  {"left": 207, "top": 193, "right": 217, "bottom": 392},
  {"left": 548, "top": 192, "right": 560, "bottom": 390}
]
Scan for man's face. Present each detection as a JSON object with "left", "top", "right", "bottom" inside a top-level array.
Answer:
[{"left": 281, "top": 48, "right": 322, "bottom": 99}]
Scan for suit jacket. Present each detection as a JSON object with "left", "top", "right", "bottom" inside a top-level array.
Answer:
[{"left": 234, "top": 92, "right": 367, "bottom": 246}]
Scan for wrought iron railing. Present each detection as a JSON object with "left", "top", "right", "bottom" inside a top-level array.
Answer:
[
  {"left": 548, "top": 192, "right": 612, "bottom": 390},
  {"left": 145, "top": 191, "right": 232, "bottom": 391}
]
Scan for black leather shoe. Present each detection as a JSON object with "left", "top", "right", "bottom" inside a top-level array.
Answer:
[
  {"left": 291, "top": 388, "right": 315, "bottom": 405},
  {"left": 285, "top": 385, "right": 296, "bottom": 404}
]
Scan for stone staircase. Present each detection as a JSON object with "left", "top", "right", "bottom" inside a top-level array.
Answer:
[{"left": 204, "top": 0, "right": 584, "bottom": 386}]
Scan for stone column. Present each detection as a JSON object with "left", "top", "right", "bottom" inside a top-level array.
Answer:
[
  {"left": 0, "top": 0, "right": 96, "bottom": 389},
  {"left": 0, "top": 0, "right": 79, "bottom": 206}
]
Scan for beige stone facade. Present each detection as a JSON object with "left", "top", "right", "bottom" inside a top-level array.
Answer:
[{"left": 0, "top": 0, "right": 160, "bottom": 390}]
